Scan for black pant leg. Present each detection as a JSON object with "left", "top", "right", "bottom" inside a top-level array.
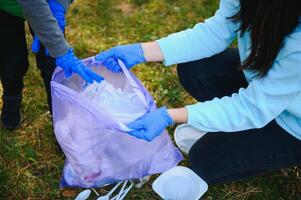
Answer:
[
  {"left": 34, "top": 46, "right": 56, "bottom": 113},
  {"left": 29, "top": 26, "right": 57, "bottom": 113},
  {"left": 177, "top": 48, "right": 248, "bottom": 102},
  {"left": 0, "top": 11, "right": 29, "bottom": 97},
  {"left": 189, "top": 121, "right": 301, "bottom": 184}
]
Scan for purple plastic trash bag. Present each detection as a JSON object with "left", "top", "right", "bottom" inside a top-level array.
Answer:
[{"left": 51, "top": 58, "right": 183, "bottom": 188}]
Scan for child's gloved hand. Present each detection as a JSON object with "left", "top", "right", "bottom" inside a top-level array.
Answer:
[{"left": 56, "top": 48, "right": 104, "bottom": 83}]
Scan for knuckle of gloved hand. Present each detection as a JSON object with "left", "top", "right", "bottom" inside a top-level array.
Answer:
[
  {"left": 112, "top": 47, "right": 118, "bottom": 56},
  {"left": 146, "top": 136, "right": 152, "bottom": 142}
]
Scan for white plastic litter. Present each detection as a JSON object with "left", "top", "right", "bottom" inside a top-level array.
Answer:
[
  {"left": 74, "top": 180, "right": 134, "bottom": 200},
  {"left": 152, "top": 166, "right": 208, "bottom": 200},
  {"left": 174, "top": 124, "right": 207, "bottom": 154},
  {"left": 96, "top": 181, "right": 122, "bottom": 200},
  {"left": 131, "top": 176, "right": 150, "bottom": 189},
  {"left": 117, "top": 183, "right": 134, "bottom": 200},
  {"left": 74, "top": 189, "right": 91, "bottom": 200},
  {"left": 82, "top": 80, "right": 146, "bottom": 124}
]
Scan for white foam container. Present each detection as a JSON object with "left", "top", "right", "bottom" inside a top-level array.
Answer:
[{"left": 152, "top": 166, "right": 208, "bottom": 200}]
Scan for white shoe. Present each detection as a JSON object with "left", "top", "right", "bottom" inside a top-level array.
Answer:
[{"left": 174, "top": 124, "right": 207, "bottom": 154}]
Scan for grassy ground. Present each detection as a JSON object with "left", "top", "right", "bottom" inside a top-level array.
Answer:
[{"left": 0, "top": 0, "right": 300, "bottom": 199}]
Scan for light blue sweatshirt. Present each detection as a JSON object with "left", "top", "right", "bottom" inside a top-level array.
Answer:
[{"left": 157, "top": 0, "right": 301, "bottom": 140}]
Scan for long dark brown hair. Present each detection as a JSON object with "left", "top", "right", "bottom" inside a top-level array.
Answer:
[{"left": 232, "top": 0, "right": 301, "bottom": 77}]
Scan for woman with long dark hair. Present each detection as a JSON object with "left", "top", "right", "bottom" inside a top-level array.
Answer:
[{"left": 95, "top": 0, "right": 301, "bottom": 183}]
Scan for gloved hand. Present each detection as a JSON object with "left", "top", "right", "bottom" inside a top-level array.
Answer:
[
  {"left": 127, "top": 107, "right": 174, "bottom": 142},
  {"left": 32, "top": 0, "right": 66, "bottom": 55},
  {"left": 56, "top": 48, "right": 104, "bottom": 83},
  {"left": 95, "top": 43, "right": 146, "bottom": 73}
]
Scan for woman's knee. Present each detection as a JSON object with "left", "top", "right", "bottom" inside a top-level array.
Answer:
[
  {"left": 177, "top": 60, "right": 210, "bottom": 101},
  {"left": 177, "top": 49, "right": 242, "bottom": 101},
  {"left": 177, "top": 58, "right": 213, "bottom": 82},
  {"left": 188, "top": 135, "right": 220, "bottom": 183}
]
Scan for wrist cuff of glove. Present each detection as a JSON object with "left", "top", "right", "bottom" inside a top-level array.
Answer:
[
  {"left": 137, "top": 43, "right": 147, "bottom": 63},
  {"left": 161, "top": 106, "right": 174, "bottom": 126}
]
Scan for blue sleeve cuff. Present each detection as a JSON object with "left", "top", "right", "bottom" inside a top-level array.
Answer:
[
  {"left": 185, "top": 103, "right": 203, "bottom": 128},
  {"left": 156, "top": 37, "right": 178, "bottom": 66}
]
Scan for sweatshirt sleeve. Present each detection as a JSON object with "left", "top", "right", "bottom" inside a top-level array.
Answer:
[
  {"left": 156, "top": 0, "right": 240, "bottom": 66},
  {"left": 185, "top": 52, "right": 301, "bottom": 132},
  {"left": 17, "top": 0, "right": 70, "bottom": 57}
]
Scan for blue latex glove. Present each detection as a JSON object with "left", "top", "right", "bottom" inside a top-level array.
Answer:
[
  {"left": 95, "top": 44, "right": 146, "bottom": 72},
  {"left": 32, "top": 0, "right": 66, "bottom": 55},
  {"left": 56, "top": 48, "right": 104, "bottom": 83},
  {"left": 127, "top": 107, "right": 174, "bottom": 142}
]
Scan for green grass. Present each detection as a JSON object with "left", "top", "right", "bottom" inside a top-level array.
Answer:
[{"left": 0, "top": 0, "right": 301, "bottom": 199}]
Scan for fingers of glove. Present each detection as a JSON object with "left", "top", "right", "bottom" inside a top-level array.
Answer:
[
  {"left": 101, "top": 58, "right": 114, "bottom": 69},
  {"left": 32, "top": 36, "right": 51, "bottom": 56},
  {"left": 63, "top": 67, "right": 72, "bottom": 78},
  {"left": 83, "top": 68, "right": 104, "bottom": 83},
  {"left": 77, "top": 70, "right": 94, "bottom": 83},
  {"left": 144, "top": 134, "right": 155, "bottom": 142},
  {"left": 75, "top": 66, "right": 94, "bottom": 83},
  {"left": 128, "top": 129, "right": 151, "bottom": 142},
  {"left": 102, "top": 58, "right": 122, "bottom": 73},
  {"left": 127, "top": 121, "right": 146, "bottom": 131},
  {"left": 95, "top": 49, "right": 115, "bottom": 62},
  {"left": 31, "top": 36, "right": 40, "bottom": 53}
]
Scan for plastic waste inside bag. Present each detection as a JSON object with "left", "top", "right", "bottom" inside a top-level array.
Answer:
[
  {"left": 82, "top": 80, "right": 146, "bottom": 124},
  {"left": 51, "top": 58, "right": 183, "bottom": 188}
]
